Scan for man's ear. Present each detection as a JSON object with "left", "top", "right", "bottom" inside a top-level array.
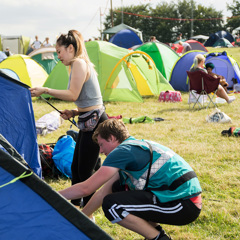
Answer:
[{"left": 108, "top": 134, "right": 117, "bottom": 143}]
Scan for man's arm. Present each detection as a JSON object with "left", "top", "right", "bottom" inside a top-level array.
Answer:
[
  {"left": 82, "top": 172, "right": 120, "bottom": 217},
  {"left": 58, "top": 166, "right": 119, "bottom": 201}
]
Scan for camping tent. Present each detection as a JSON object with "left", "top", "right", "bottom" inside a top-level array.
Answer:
[
  {"left": 0, "top": 71, "right": 41, "bottom": 176},
  {"left": 0, "top": 54, "right": 48, "bottom": 87},
  {"left": 0, "top": 35, "right": 31, "bottom": 54},
  {"left": 169, "top": 51, "right": 205, "bottom": 91},
  {"left": 109, "top": 29, "right": 143, "bottom": 49},
  {"left": 205, "top": 51, "right": 240, "bottom": 88},
  {"left": 41, "top": 61, "right": 70, "bottom": 99},
  {"left": 185, "top": 40, "right": 208, "bottom": 52},
  {"left": 135, "top": 42, "right": 179, "bottom": 81},
  {"left": 102, "top": 23, "right": 143, "bottom": 41},
  {"left": 86, "top": 41, "right": 173, "bottom": 102},
  {"left": 190, "top": 35, "right": 209, "bottom": 41},
  {"left": 28, "top": 47, "right": 59, "bottom": 74},
  {"left": 212, "top": 38, "right": 233, "bottom": 48},
  {"left": 103, "top": 50, "right": 173, "bottom": 102},
  {"left": 0, "top": 135, "right": 113, "bottom": 240},
  {"left": 204, "top": 30, "right": 234, "bottom": 47}
]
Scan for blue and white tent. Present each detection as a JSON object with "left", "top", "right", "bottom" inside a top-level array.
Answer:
[{"left": 0, "top": 134, "right": 113, "bottom": 240}]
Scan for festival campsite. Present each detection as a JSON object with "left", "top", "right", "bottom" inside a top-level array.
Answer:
[{"left": 1, "top": 2, "right": 240, "bottom": 237}]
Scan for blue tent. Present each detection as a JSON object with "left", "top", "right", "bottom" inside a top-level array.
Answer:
[
  {"left": 109, "top": 29, "right": 143, "bottom": 49},
  {"left": 0, "top": 71, "right": 41, "bottom": 176},
  {"left": 0, "top": 134, "right": 113, "bottom": 240},
  {"left": 205, "top": 51, "right": 240, "bottom": 88},
  {"left": 169, "top": 51, "right": 205, "bottom": 91},
  {"left": 204, "top": 30, "right": 234, "bottom": 47}
]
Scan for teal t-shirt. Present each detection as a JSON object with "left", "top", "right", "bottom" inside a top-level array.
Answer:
[{"left": 102, "top": 137, "right": 150, "bottom": 171}]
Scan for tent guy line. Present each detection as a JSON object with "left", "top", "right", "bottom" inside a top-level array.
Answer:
[{"left": 40, "top": 96, "right": 78, "bottom": 128}]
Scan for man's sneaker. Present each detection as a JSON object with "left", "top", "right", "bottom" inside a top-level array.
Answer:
[
  {"left": 144, "top": 225, "right": 172, "bottom": 240},
  {"left": 158, "top": 234, "right": 172, "bottom": 240}
]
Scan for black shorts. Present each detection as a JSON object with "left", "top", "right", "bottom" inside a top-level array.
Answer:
[{"left": 102, "top": 180, "right": 201, "bottom": 225}]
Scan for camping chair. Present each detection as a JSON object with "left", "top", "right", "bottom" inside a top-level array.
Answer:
[{"left": 187, "top": 70, "right": 220, "bottom": 109}]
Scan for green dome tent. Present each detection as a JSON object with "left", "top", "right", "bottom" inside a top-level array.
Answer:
[
  {"left": 41, "top": 61, "right": 70, "bottom": 99},
  {"left": 86, "top": 41, "right": 173, "bottom": 102},
  {"left": 135, "top": 42, "right": 179, "bottom": 81}
]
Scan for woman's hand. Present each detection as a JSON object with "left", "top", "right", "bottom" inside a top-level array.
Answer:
[
  {"left": 29, "top": 87, "right": 48, "bottom": 97},
  {"left": 60, "top": 109, "right": 73, "bottom": 120}
]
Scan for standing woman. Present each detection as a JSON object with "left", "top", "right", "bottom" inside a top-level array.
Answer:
[{"left": 30, "top": 30, "right": 108, "bottom": 207}]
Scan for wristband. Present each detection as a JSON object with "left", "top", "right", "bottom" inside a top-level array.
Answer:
[{"left": 71, "top": 110, "right": 75, "bottom": 118}]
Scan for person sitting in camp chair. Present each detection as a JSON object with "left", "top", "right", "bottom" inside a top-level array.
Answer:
[
  {"left": 205, "top": 62, "right": 229, "bottom": 93},
  {"left": 189, "top": 54, "right": 235, "bottom": 104}
]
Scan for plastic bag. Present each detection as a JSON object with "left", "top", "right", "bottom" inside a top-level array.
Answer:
[{"left": 206, "top": 108, "right": 232, "bottom": 123}]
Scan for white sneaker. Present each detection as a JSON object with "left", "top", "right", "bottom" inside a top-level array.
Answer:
[{"left": 228, "top": 96, "right": 236, "bottom": 104}]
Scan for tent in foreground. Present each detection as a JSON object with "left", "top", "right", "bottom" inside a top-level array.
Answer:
[
  {"left": 0, "top": 54, "right": 48, "bottom": 87},
  {"left": 0, "top": 135, "right": 113, "bottom": 240},
  {"left": 135, "top": 41, "right": 179, "bottom": 81},
  {"left": 0, "top": 71, "right": 41, "bottom": 176},
  {"left": 169, "top": 51, "right": 205, "bottom": 91}
]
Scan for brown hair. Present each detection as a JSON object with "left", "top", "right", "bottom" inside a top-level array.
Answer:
[
  {"left": 56, "top": 30, "right": 92, "bottom": 66},
  {"left": 93, "top": 119, "right": 130, "bottom": 144}
]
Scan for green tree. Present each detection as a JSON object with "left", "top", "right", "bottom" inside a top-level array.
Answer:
[
  {"left": 103, "top": 0, "right": 224, "bottom": 43},
  {"left": 226, "top": 0, "right": 240, "bottom": 32}
]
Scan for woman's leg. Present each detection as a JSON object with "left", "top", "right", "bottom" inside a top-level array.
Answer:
[
  {"left": 71, "top": 112, "right": 108, "bottom": 207},
  {"left": 216, "top": 85, "right": 232, "bottom": 103}
]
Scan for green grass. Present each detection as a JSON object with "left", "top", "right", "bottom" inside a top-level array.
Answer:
[{"left": 33, "top": 47, "right": 240, "bottom": 240}]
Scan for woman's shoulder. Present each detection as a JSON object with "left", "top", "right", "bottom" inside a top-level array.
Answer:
[{"left": 72, "top": 58, "right": 88, "bottom": 71}]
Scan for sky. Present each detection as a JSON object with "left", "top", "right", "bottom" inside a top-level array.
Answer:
[{"left": 0, "top": 0, "right": 232, "bottom": 44}]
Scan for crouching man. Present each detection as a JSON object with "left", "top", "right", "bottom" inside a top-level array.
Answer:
[{"left": 59, "top": 119, "right": 202, "bottom": 240}]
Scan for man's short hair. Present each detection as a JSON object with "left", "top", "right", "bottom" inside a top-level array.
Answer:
[{"left": 93, "top": 119, "right": 130, "bottom": 144}]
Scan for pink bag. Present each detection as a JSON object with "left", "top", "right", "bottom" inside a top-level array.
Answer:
[{"left": 158, "top": 91, "right": 182, "bottom": 102}]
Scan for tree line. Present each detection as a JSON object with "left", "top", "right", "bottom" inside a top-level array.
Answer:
[{"left": 103, "top": 0, "right": 240, "bottom": 43}]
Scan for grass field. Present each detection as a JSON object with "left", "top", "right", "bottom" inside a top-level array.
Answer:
[{"left": 33, "top": 47, "right": 240, "bottom": 240}]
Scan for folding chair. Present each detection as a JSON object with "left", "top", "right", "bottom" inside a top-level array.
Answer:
[{"left": 187, "top": 70, "right": 220, "bottom": 109}]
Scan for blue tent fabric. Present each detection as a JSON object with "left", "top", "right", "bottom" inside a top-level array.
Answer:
[
  {"left": 205, "top": 51, "right": 240, "bottom": 88},
  {"left": 109, "top": 29, "right": 143, "bottom": 49},
  {"left": 204, "top": 30, "right": 234, "bottom": 47},
  {"left": 0, "top": 135, "right": 113, "bottom": 240},
  {"left": 169, "top": 51, "right": 205, "bottom": 91},
  {"left": 0, "top": 71, "right": 41, "bottom": 177}
]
